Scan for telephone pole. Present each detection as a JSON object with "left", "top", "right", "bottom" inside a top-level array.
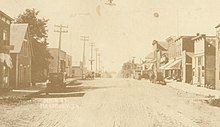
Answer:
[
  {"left": 89, "top": 43, "right": 95, "bottom": 71},
  {"left": 98, "top": 52, "right": 101, "bottom": 71},
  {"left": 80, "top": 36, "right": 89, "bottom": 76},
  {"left": 95, "top": 48, "right": 99, "bottom": 73},
  {"left": 54, "top": 24, "right": 68, "bottom": 73}
]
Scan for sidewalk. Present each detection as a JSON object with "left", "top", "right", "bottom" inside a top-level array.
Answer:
[
  {"left": 0, "top": 78, "right": 79, "bottom": 99},
  {"left": 167, "top": 80, "right": 220, "bottom": 99},
  {"left": 0, "top": 83, "right": 46, "bottom": 99}
]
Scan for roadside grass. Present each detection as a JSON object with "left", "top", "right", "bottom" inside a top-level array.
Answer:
[{"left": 0, "top": 96, "right": 32, "bottom": 105}]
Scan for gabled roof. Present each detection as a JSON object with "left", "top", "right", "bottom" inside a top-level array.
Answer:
[
  {"left": 152, "top": 40, "right": 168, "bottom": 51},
  {"left": 158, "top": 41, "right": 168, "bottom": 50},
  {"left": 192, "top": 34, "right": 216, "bottom": 41},
  {"left": 10, "top": 24, "right": 28, "bottom": 53},
  {"left": 175, "top": 36, "right": 195, "bottom": 42},
  {"left": 0, "top": 10, "right": 13, "bottom": 21}
]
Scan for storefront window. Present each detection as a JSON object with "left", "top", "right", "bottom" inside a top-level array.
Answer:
[
  {"left": 202, "top": 71, "right": 205, "bottom": 77},
  {"left": 3, "top": 30, "right": 7, "bottom": 41}
]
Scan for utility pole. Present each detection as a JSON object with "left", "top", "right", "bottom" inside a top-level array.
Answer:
[
  {"left": 98, "top": 53, "right": 101, "bottom": 71},
  {"left": 95, "top": 48, "right": 99, "bottom": 73},
  {"left": 80, "top": 36, "right": 89, "bottom": 76},
  {"left": 54, "top": 24, "right": 68, "bottom": 73},
  {"left": 89, "top": 43, "right": 95, "bottom": 71}
]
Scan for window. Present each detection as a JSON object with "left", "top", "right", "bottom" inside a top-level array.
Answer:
[
  {"left": 198, "top": 56, "right": 203, "bottom": 66},
  {"left": 193, "top": 69, "right": 195, "bottom": 76},
  {"left": 3, "top": 30, "right": 7, "bottom": 41},
  {"left": 68, "top": 60, "right": 71, "bottom": 66},
  {"left": 202, "top": 71, "right": 205, "bottom": 77},
  {"left": 198, "top": 57, "right": 201, "bottom": 65},
  {"left": 218, "top": 41, "right": 220, "bottom": 50},
  {"left": 1, "top": 16, "right": 6, "bottom": 22},
  {"left": 6, "top": 20, "right": 10, "bottom": 24}
]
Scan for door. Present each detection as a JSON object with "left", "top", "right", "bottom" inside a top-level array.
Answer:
[{"left": 198, "top": 67, "right": 201, "bottom": 83}]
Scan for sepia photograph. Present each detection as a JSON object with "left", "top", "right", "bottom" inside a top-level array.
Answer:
[{"left": 0, "top": 0, "right": 220, "bottom": 126}]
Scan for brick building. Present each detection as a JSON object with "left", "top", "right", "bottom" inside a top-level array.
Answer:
[
  {"left": 0, "top": 11, "right": 13, "bottom": 89},
  {"left": 192, "top": 34, "right": 216, "bottom": 89},
  {"left": 72, "top": 66, "right": 82, "bottom": 78},
  {"left": 48, "top": 48, "right": 72, "bottom": 77}
]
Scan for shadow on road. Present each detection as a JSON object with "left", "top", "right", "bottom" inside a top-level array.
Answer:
[
  {"left": 31, "top": 80, "right": 110, "bottom": 98},
  {"left": 34, "top": 92, "right": 86, "bottom": 98}
]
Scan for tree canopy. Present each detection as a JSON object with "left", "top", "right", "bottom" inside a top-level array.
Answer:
[{"left": 15, "top": 9, "right": 52, "bottom": 82}]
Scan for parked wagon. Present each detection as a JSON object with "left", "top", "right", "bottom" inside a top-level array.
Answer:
[{"left": 46, "top": 73, "right": 67, "bottom": 94}]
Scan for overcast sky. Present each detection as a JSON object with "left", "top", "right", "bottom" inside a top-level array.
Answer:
[{"left": 1, "top": 0, "right": 220, "bottom": 72}]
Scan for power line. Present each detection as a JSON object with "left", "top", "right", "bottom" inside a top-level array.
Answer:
[
  {"left": 95, "top": 48, "right": 99, "bottom": 72},
  {"left": 80, "top": 36, "right": 89, "bottom": 76},
  {"left": 98, "top": 52, "right": 101, "bottom": 72},
  {"left": 54, "top": 24, "right": 68, "bottom": 73}
]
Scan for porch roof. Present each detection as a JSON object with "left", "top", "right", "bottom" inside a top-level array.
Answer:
[
  {"left": 159, "top": 59, "right": 175, "bottom": 70},
  {"left": 166, "top": 59, "right": 182, "bottom": 70}
]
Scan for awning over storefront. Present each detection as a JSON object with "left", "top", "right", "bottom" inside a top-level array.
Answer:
[
  {"left": 166, "top": 59, "right": 181, "bottom": 70},
  {"left": 159, "top": 59, "right": 174, "bottom": 70},
  {"left": 0, "top": 53, "right": 13, "bottom": 68}
]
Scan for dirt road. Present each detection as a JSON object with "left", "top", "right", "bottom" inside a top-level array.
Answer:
[{"left": 0, "top": 78, "right": 219, "bottom": 127}]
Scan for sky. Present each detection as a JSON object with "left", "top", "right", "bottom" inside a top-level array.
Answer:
[{"left": 1, "top": 0, "right": 220, "bottom": 72}]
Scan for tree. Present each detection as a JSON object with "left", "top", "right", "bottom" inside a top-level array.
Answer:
[{"left": 15, "top": 9, "right": 52, "bottom": 82}]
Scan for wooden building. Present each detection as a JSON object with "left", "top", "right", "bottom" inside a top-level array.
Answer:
[
  {"left": 161, "top": 36, "right": 194, "bottom": 83},
  {"left": 9, "top": 24, "right": 33, "bottom": 88},
  {"left": 192, "top": 34, "right": 216, "bottom": 89}
]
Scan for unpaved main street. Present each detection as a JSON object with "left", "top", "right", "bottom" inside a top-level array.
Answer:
[{"left": 0, "top": 78, "right": 220, "bottom": 127}]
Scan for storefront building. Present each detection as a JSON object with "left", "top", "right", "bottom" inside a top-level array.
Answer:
[
  {"left": 0, "top": 11, "right": 13, "bottom": 89},
  {"left": 192, "top": 34, "right": 216, "bottom": 89}
]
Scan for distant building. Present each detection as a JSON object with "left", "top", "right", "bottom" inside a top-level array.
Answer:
[
  {"left": 192, "top": 34, "right": 216, "bottom": 89},
  {"left": 142, "top": 52, "right": 154, "bottom": 71},
  {"left": 9, "top": 24, "right": 33, "bottom": 88},
  {"left": 48, "top": 48, "right": 72, "bottom": 77},
  {"left": 72, "top": 66, "right": 82, "bottom": 78},
  {"left": 65, "top": 54, "right": 72, "bottom": 77},
  {"left": 0, "top": 10, "right": 13, "bottom": 89},
  {"left": 151, "top": 40, "right": 168, "bottom": 79}
]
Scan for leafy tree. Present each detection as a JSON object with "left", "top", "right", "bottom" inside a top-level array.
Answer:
[{"left": 15, "top": 9, "right": 52, "bottom": 82}]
